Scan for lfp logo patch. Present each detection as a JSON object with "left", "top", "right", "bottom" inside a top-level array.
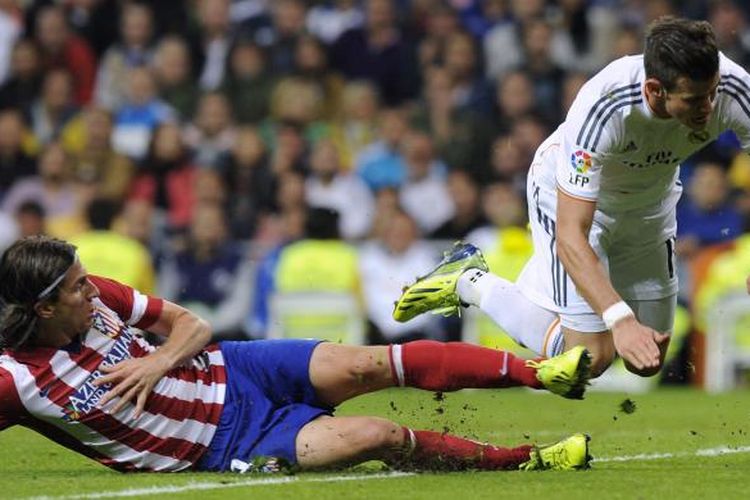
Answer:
[{"left": 571, "top": 150, "right": 592, "bottom": 173}]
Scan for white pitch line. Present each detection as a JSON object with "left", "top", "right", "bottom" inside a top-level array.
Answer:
[
  {"left": 26, "top": 472, "right": 415, "bottom": 500},
  {"left": 24, "top": 446, "right": 750, "bottom": 500},
  {"left": 594, "top": 445, "right": 750, "bottom": 463}
]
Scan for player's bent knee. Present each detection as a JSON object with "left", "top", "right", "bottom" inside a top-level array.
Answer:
[{"left": 354, "top": 418, "right": 404, "bottom": 454}]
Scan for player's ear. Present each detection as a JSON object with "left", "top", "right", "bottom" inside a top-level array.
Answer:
[
  {"left": 34, "top": 299, "right": 56, "bottom": 319},
  {"left": 645, "top": 79, "right": 665, "bottom": 98}
]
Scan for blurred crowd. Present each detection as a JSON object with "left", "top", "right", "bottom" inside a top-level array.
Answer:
[{"left": 2, "top": 0, "right": 750, "bottom": 374}]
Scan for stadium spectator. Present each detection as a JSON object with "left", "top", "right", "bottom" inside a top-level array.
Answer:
[
  {"left": 65, "top": 107, "right": 134, "bottom": 202},
  {"left": 0, "top": 108, "right": 36, "bottom": 202},
  {"left": 159, "top": 202, "right": 253, "bottom": 341},
  {"left": 442, "top": 31, "right": 493, "bottom": 116},
  {"left": 60, "top": 0, "right": 120, "bottom": 59},
  {"left": 359, "top": 208, "right": 442, "bottom": 344},
  {"left": 221, "top": 38, "right": 276, "bottom": 124},
  {"left": 676, "top": 160, "right": 743, "bottom": 258},
  {"left": 13, "top": 200, "right": 45, "bottom": 239},
  {"left": 293, "top": 34, "right": 346, "bottom": 122},
  {"left": 189, "top": 0, "right": 234, "bottom": 91},
  {"left": 219, "top": 126, "right": 275, "bottom": 239},
  {"left": 33, "top": 5, "right": 96, "bottom": 105},
  {"left": 2, "top": 142, "right": 78, "bottom": 223},
  {"left": 325, "top": 80, "right": 379, "bottom": 171},
  {"left": 411, "top": 65, "right": 492, "bottom": 180},
  {"left": 0, "top": 38, "right": 43, "bottom": 113},
  {"left": 129, "top": 122, "right": 197, "bottom": 231},
  {"left": 259, "top": 0, "right": 308, "bottom": 76},
  {"left": 265, "top": 112, "right": 312, "bottom": 175},
  {"left": 273, "top": 207, "right": 360, "bottom": 296},
  {"left": 398, "top": 132, "right": 454, "bottom": 234},
  {"left": 111, "top": 66, "right": 174, "bottom": 161},
  {"left": 0, "top": 0, "right": 22, "bottom": 86},
  {"left": 708, "top": 0, "right": 750, "bottom": 68},
  {"left": 71, "top": 197, "right": 155, "bottom": 294},
  {"left": 152, "top": 35, "right": 201, "bottom": 122},
  {"left": 466, "top": 180, "right": 529, "bottom": 256},
  {"left": 412, "top": 2, "right": 461, "bottom": 72},
  {"left": 356, "top": 107, "right": 409, "bottom": 192},
  {"left": 519, "top": 18, "right": 567, "bottom": 125},
  {"left": 331, "top": 0, "right": 419, "bottom": 106},
  {"left": 430, "top": 170, "right": 487, "bottom": 240},
  {"left": 29, "top": 68, "right": 78, "bottom": 145},
  {"left": 395, "top": 17, "right": 743, "bottom": 380},
  {"left": 488, "top": 134, "right": 529, "bottom": 193},
  {"left": 490, "top": 70, "right": 539, "bottom": 136},
  {"left": 94, "top": 2, "right": 156, "bottom": 111},
  {"left": 0, "top": 235, "right": 591, "bottom": 473},
  {"left": 483, "top": 0, "right": 550, "bottom": 80},
  {"left": 183, "top": 92, "right": 236, "bottom": 169},
  {"left": 305, "top": 138, "right": 375, "bottom": 240},
  {"left": 305, "top": 0, "right": 364, "bottom": 45}
]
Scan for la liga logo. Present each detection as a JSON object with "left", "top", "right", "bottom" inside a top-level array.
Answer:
[{"left": 570, "top": 150, "right": 592, "bottom": 173}]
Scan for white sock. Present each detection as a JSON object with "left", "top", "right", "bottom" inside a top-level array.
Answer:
[
  {"left": 457, "top": 270, "right": 560, "bottom": 356},
  {"left": 456, "top": 269, "right": 494, "bottom": 307}
]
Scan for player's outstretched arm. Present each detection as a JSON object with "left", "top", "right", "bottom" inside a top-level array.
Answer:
[
  {"left": 94, "top": 301, "right": 211, "bottom": 419},
  {"left": 556, "top": 189, "right": 663, "bottom": 372}
]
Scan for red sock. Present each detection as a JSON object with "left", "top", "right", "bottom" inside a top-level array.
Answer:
[
  {"left": 389, "top": 340, "right": 543, "bottom": 391},
  {"left": 401, "top": 427, "right": 532, "bottom": 471}
]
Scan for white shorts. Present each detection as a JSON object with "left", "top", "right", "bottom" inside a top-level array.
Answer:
[{"left": 516, "top": 152, "right": 679, "bottom": 333}]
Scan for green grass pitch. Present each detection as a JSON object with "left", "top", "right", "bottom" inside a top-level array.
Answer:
[{"left": 2, "top": 388, "right": 748, "bottom": 499}]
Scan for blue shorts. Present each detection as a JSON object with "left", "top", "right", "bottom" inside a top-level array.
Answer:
[{"left": 195, "top": 339, "right": 331, "bottom": 471}]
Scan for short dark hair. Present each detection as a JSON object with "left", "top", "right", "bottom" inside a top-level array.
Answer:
[
  {"left": 0, "top": 236, "right": 76, "bottom": 350},
  {"left": 86, "top": 198, "right": 121, "bottom": 230},
  {"left": 644, "top": 17, "right": 719, "bottom": 90},
  {"left": 305, "top": 207, "right": 340, "bottom": 240}
]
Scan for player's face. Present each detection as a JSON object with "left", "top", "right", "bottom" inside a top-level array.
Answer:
[
  {"left": 664, "top": 74, "right": 720, "bottom": 131},
  {"left": 51, "top": 261, "right": 100, "bottom": 338}
]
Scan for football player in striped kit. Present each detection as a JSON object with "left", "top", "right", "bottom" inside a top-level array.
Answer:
[
  {"left": 395, "top": 17, "right": 750, "bottom": 379},
  {"left": 0, "top": 235, "right": 591, "bottom": 473}
]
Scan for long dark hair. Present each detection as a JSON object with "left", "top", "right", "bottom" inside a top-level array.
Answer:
[
  {"left": 644, "top": 17, "right": 719, "bottom": 90},
  {"left": 0, "top": 236, "right": 76, "bottom": 350}
]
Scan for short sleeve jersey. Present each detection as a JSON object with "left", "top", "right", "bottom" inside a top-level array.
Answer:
[
  {"left": 0, "top": 276, "right": 226, "bottom": 472},
  {"left": 548, "top": 52, "right": 750, "bottom": 214}
]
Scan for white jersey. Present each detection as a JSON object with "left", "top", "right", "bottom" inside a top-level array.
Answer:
[
  {"left": 533, "top": 52, "right": 750, "bottom": 215},
  {"left": 0, "top": 276, "right": 226, "bottom": 472}
]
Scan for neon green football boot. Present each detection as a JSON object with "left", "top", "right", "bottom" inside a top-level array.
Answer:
[
  {"left": 526, "top": 345, "right": 592, "bottom": 400},
  {"left": 519, "top": 433, "right": 592, "bottom": 471},
  {"left": 392, "top": 242, "right": 489, "bottom": 322}
]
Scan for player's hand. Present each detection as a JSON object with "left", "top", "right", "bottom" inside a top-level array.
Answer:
[
  {"left": 94, "top": 353, "right": 172, "bottom": 420},
  {"left": 611, "top": 316, "right": 665, "bottom": 371}
]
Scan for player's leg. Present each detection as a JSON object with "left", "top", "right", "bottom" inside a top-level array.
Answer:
[
  {"left": 392, "top": 174, "right": 591, "bottom": 360},
  {"left": 295, "top": 415, "right": 591, "bottom": 471},
  {"left": 558, "top": 294, "right": 675, "bottom": 377},
  {"left": 309, "top": 340, "right": 590, "bottom": 407},
  {"left": 559, "top": 326, "right": 616, "bottom": 377},
  {"left": 621, "top": 295, "right": 674, "bottom": 376}
]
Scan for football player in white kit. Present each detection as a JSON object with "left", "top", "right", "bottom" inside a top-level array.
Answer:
[{"left": 394, "top": 17, "right": 750, "bottom": 378}]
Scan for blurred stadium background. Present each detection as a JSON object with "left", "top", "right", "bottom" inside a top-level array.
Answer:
[{"left": 2, "top": 0, "right": 750, "bottom": 398}]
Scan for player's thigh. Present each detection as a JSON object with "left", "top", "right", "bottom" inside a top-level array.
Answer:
[
  {"left": 309, "top": 343, "right": 394, "bottom": 407},
  {"left": 295, "top": 415, "right": 403, "bottom": 469}
]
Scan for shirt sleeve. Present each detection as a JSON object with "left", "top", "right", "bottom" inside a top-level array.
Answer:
[
  {"left": 90, "top": 275, "right": 163, "bottom": 329},
  {"left": 0, "top": 366, "right": 22, "bottom": 431},
  {"left": 556, "top": 70, "right": 636, "bottom": 201}
]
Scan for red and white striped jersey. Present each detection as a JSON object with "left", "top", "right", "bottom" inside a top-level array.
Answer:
[{"left": 0, "top": 276, "right": 226, "bottom": 472}]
